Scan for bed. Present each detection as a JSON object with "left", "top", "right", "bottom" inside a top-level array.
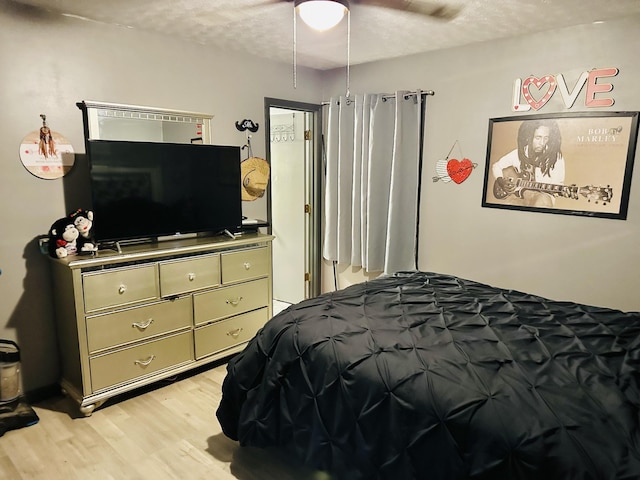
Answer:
[{"left": 216, "top": 271, "right": 640, "bottom": 479}]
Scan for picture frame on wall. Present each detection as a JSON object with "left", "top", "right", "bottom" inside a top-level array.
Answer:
[{"left": 481, "top": 111, "right": 639, "bottom": 220}]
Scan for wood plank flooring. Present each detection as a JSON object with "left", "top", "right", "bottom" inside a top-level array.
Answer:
[{"left": 0, "top": 362, "right": 332, "bottom": 480}]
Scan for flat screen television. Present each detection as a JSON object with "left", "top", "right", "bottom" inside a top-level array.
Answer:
[{"left": 87, "top": 139, "right": 242, "bottom": 245}]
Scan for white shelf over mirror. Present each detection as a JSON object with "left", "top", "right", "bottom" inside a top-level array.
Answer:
[{"left": 77, "top": 100, "right": 213, "bottom": 144}]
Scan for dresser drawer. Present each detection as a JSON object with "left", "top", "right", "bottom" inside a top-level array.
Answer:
[
  {"left": 194, "top": 308, "right": 267, "bottom": 359},
  {"left": 221, "top": 247, "right": 270, "bottom": 284},
  {"left": 86, "top": 296, "right": 192, "bottom": 354},
  {"left": 193, "top": 278, "right": 269, "bottom": 326},
  {"left": 90, "top": 331, "right": 193, "bottom": 392},
  {"left": 159, "top": 254, "right": 220, "bottom": 297},
  {"left": 83, "top": 265, "right": 159, "bottom": 313}
]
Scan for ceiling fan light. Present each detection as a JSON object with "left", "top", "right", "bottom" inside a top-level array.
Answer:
[{"left": 295, "top": 0, "right": 349, "bottom": 32}]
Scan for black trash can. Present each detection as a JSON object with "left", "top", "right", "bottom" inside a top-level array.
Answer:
[
  {"left": 0, "top": 340, "right": 39, "bottom": 436},
  {"left": 0, "top": 339, "right": 22, "bottom": 403}
]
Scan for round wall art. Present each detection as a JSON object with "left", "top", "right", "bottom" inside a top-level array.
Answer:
[{"left": 20, "top": 114, "right": 75, "bottom": 180}]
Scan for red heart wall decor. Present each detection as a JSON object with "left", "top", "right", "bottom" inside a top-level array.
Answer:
[
  {"left": 446, "top": 158, "right": 473, "bottom": 184},
  {"left": 522, "top": 75, "right": 557, "bottom": 110}
]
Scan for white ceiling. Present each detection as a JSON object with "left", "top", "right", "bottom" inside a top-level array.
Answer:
[{"left": 10, "top": 0, "right": 640, "bottom": 70}]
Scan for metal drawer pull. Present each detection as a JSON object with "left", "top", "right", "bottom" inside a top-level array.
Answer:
[
  {"left": 188, "top": 273, "right": 196, "bottom": 281},
  {"left": 226, "top": 328, "right": 243, "bottom": 338},
  {"left": 132, "top": 318, "right": 154, "bottom": 330},
  {"left": 118, "top": 285, "right": 127, "bottom": 294},
  {"left": 243, "top": 262, "right": 251, "bottom": 270},
  {"left": 226, "top": 296, "right": 243, "bottom": 306},
  {"left": 134, "top": 355, "right": 156, "bottom": 367}
]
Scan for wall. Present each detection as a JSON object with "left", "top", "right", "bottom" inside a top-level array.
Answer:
[
  {"left": 2, "top": 1, "right": 639, "bottom": 395},
  {"left": 321, "top": 16, "right": 640, "bottom": 312},
  {"left": 0, "top": 0, "right": 323, "bottom": 393}
]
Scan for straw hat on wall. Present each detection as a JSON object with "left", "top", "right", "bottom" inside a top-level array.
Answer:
[{"left": 241, "top": 157, "right": 270, "bottom": 201}]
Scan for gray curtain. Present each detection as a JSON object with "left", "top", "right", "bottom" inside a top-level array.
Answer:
[{"left": 323, "top": 90, "right": 423, "bottom": 274}]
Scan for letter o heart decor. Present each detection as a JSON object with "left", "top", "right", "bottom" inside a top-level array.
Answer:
[
  {"left": 522, "top": 75, "right": 557, "bottom": 110},
  {"left": 446, "top": 158, "right": 474, "bottom": 184}
]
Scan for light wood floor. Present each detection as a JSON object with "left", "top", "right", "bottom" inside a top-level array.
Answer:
[{"left": 0, "top": 362, "right": 332, "bottom": 480}]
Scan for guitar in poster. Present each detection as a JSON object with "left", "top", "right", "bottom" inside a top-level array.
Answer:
[{"left": 493, "top": 166, "right": 613, "bottom": 205}]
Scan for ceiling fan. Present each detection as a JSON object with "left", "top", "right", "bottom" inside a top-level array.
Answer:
[
  {"left": 267, "top": 0, "right": 461, "bottom": 90},
  {"left": 268, "top": 0, "right": 462, "bottom": 31}
]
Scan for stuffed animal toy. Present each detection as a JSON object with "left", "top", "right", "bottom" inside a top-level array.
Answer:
[
  {"left": 47, "top": 218, "right": 80, "bottom": 259},
  {"left": 68, "top": 208, "right": 98, "bottom": 254}
]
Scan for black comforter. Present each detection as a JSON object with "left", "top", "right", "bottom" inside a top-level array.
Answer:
[{"left": 216, "top": 271, "right": 640, "bottom": 479}]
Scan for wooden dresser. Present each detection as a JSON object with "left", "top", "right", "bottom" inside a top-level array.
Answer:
[{"left": 49, "top": 232, "right": 273, "bottom": 416}]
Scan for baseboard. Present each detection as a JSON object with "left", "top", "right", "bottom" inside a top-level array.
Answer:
[{"left": 24, "top": 383, "right": 62, "bottom": 404}]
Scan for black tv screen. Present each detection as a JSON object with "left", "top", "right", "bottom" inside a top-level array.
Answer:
[{"left": 87, "top": 139, "right": 242, "bottom": 244}]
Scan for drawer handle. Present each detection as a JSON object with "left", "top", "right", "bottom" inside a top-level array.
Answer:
[
  {"left": 188, "top": 272, "right": 196, "bottom": 281},
  {"left": 226, "top": 296, "right": 243, "bottom": 306},
  {"left": 118, "top": 284, "right": 127, "bottom": 295},
  {"left": 134, "top": 355, "right": 156, "bottom": 367},
  {"left": 243, "top": 262, "right": 251, "bottom": 270},
  {"left": 226, "top": 328, "right": 243, "bottom": 338},
  {"left": 132, "top": 318, "right": 154, "bottom": 330}
]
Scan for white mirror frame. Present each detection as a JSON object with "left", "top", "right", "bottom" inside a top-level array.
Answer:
[{"left": 77, "top": 100, "right": 213, "bottom": 144}]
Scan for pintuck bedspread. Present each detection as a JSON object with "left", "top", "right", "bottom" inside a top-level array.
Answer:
[{"left": 216, "top": 271, "right": 640, "bottom": 479}]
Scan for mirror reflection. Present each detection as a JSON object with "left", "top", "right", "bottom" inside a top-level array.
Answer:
[{"left": 77, "top": 101, "right": 213, "bottom": 144}]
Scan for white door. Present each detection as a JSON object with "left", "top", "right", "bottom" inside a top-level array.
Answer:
[
  {"left": 267, "top": 100, "right": 321, "bottom": 306},
  {"left": 270, "top": 108, "right": 306, "bottom": 304}
]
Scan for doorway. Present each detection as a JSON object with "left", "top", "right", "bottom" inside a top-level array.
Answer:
[{"left": 264, "top": 98, "right": 322, "bottom": 312}]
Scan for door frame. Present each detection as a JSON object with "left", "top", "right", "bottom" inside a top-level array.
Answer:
[{"left": 264, "top": 97, "right": 323, "bottom": 298}]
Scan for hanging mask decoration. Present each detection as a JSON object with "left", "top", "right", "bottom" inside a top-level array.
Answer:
[
  {"left": 433, "top": 140, "right": 476, "bottom": 185},
  {"left": 19, "top": 114, "right": 75, "bottom": 179}
]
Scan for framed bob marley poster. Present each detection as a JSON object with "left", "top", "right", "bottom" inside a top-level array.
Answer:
[{"left": 481, "top": 111, "right": 639, "bottom": 219}]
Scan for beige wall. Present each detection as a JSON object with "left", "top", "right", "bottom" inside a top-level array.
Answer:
[
  {"left": 1, "top": 1, "right": 639, "bottom": 394},
  {"left": 321, "top": 15, "right": 640, "bottom": 312},
  {"left": 0, "top": 1, "right": 323, "bottom": 393}
]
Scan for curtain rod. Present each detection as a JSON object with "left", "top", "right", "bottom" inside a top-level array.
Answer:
[{"left": 321, "top": 90, "right": 434, "bottom": 106}]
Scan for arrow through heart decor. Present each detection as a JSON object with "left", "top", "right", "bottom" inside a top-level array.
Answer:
[
  {"left": 434, "top": 157, "right": 477, "bottom": 184},
  {"left": 433, "top": 141, "right": 477, "bottom": 184}
]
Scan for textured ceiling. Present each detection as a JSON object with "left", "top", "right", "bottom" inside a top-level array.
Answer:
[{"left": 10, "top": 0, "right": 640, "bottom": 70}]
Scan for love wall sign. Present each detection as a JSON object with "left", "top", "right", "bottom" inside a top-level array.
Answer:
[{"left": 511, "top": 67, "right": 618, "bottom": 112}]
